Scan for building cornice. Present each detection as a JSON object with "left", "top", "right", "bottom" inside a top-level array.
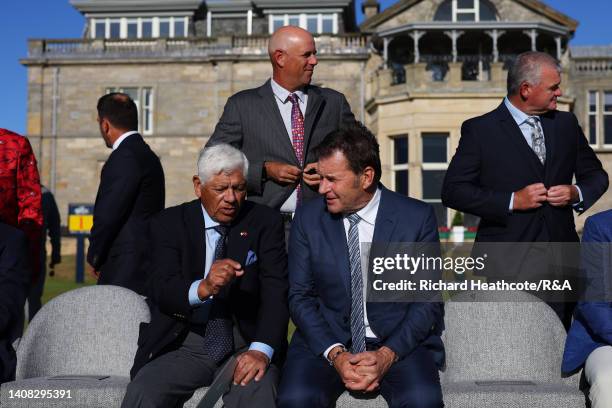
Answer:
[
  {"left": 378, "top": 21, "right": 571, "bottom": 37},
  {"left": 70, "top": 0, "right": 202, "bottom": 14}
]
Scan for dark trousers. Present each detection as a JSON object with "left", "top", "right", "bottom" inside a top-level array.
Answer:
[
  {"left": 27, "top": 255, "right": 46, "bottom": 321},
  {"left": 122, "top": 331, "right": 279, "bottom": 408},
  {"left": 277, "top": 334, "right": 443, "bottom": 408}
]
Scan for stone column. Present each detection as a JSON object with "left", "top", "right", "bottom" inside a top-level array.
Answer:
[
  {"left": 555, "top": 36, "right": 562, "bottom": 60},
  {"left": 485, "top": 29, "right": 504, "bottom": 63},
  {"left": 523, "top": 29, "right": 538, "bottom": 51},
  {"left": 410, "top": 30, "right": 425, "bottom": 63},
  {"left": 444, "top": 30, "right": 464, "bottom": 63},
  {"left": 383, "top": 37, "right": 390, "bottom": 69}
]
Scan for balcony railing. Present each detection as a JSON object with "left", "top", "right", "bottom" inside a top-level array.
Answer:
[
  {"left": 571, "top": 58, "right": 612, "bottom": 75},
  {"left": 25, "top": 34, "right": 369, "bottom": 61}
]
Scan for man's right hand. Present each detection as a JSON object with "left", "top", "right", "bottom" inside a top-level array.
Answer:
[
  {"left": 197, "top": 259, "right": 244, "bottom": 299},
  {"left": 333, "top": 351, "right": 373, "bottom": 391},
  {"left": 513, "top": 183, "right": 548, "bottom": 211},
  {"left": 264, "top": 161, "right": 302, "bottom": 184}
]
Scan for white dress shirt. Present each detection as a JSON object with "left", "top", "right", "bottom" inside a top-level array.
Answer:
[
  {"left": 112, "top": 130, "right": 138, "bottom": 150},
  {"left": 270, "top": 78, "right": 308, "bottom": 213},
  {"left": 324, "top": 187, "right": 382, "bottom": 359}
]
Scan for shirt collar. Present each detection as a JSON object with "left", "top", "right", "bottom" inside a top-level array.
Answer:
[
  {"left": 112, "top": 130, "right": 138, "bottom": 150},
  {"left": 504, "top": 97, "right": 537, "bottom": 126},
  {"left": 348, "top": 187, "right": 381, "bottom": 227},
  {"left": 200, "top": 204, "right": 219, "bottom": 230},
  {"left": 270, "top": 78, "right": 306, "bottom": 104}
]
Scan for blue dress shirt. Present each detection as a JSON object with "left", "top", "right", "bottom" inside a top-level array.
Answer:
[
  {"left": 187, "top": 205, "right": 274, "bottom": 360},
  {"left": 503, "top": 97, "right": 583, "bottom": 211}
]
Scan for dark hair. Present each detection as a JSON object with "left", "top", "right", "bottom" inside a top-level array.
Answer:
[
  {"left": 314, "top": 122, "right": 381, "bottom": 184},
  {"left": 97, "top": 93, "right": 138, "bottom": 131}
]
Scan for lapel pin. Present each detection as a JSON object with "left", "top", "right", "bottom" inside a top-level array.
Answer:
[{"left": 240, "top": 231, "right": 248, "bottom": 237}]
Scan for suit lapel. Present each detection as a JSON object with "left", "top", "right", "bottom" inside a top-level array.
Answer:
[
  {"left": 372, "top": 188, "right": 396, "bottom": 256},
  {"left": 540, "top": 111, "right": 556, "bottom": 179},
  {"left": 258, "top": 81, "right": 299, "bottom": 166},
  {"left": 323, "top": 211, "right": 351, "bottom": 298},
  {"left": 186, "top": 200, "right": 206, "bottom": 281},
  {"left": 496, "top": 103, "right": 544, "bottom": 177},
  {"left": 303, "top": 86, "right": 325, "bottom": 161}
]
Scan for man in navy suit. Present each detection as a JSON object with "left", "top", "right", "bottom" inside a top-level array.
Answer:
[
  {"left": 87, "top": 93, "right": 165, "bottom": 294},
  {"left": 0, "top": 222, "right": 29, "bottom": 384},
  {"left": 442, "top": 51, "right": 607, "bottom": 328},
  {"left": 562, "top": 210, "right": 612, "bottom": 408},
  {"left": 277, "top": 124, "right": 444, "bottom": 408}
]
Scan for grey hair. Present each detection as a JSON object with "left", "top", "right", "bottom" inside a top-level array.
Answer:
[
  {"left": 197, "top": 143, "right": 249, "bottom": 184},
  {"left": 507, "top": 51, "right": 561, "bottom": 95}
]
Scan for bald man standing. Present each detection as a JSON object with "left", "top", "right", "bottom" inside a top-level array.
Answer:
[{"left": 207, "top": 26, "right": 355, "bottom": 215}]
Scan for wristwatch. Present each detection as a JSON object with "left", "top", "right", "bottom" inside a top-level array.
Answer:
[{"left": 327, "top": 345, "right": 348, "bottom": 366}]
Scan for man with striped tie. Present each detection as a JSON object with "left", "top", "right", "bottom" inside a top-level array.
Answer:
[{"left": 278, "top": 124, "right": 445, "bottom": 408}]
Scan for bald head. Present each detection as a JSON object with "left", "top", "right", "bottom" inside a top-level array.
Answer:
[{"left": 268, "top": 26, "right": 318, "bottom": 92}]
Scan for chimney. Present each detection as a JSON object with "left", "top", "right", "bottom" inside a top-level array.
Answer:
[{"left": 362, "top": 0, "right": 380, "bottom": 20}]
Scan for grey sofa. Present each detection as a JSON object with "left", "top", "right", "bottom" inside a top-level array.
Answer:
[{"left": 1, "top": 287, "right": 584, "bottom": 407}]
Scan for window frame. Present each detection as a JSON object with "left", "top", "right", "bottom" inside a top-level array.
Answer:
[
  {"left": 104, "top": 87, "right": 154, "bottom": 135},
  {"left": 390, "top": 134, "right": 409, "bottom": 196},
  {"left": 91, "top": 16, "right": 189, "bottom": 39},
  {"left": 421, "top": 132, "right": 450, "bottom": 227},
  {"left": 268, "top": 13, "right": 338, "bottom": 34}
]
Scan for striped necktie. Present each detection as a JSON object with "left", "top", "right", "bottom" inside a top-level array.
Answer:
[
  {"left": 287, "top": 93, "right": 305, "bottom": 204},
  {"left": 347, "top": 213, "right": 366, "bottom": 354}
]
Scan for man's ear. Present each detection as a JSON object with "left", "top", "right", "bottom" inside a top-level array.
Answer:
[
  {"left": 519, "top": 81, "right": 531, "bottom": 101},
  {"left": 361, "top": 166, "right": 375, "bottom": 190},
  {"left": 193, "top": 175, "right": 203, "bottom": 198},
  {"left": 273, "top": 50, "right": 285, "bottom": 68}
]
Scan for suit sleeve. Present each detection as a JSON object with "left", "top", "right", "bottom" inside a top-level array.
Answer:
[
  {"left": 16, "top": 137, "right": 42, "bottom": 281},
  {"left": 147, "top": 215, "right": 192, "bottom": 318},
  {"left": 0, "top": 228, "right": 29, "bottom": 333},
  {"left": 288, "top": 209, "right": 340, "bottom": 355},
  {"left": 572, "top": 115, "right": 608, "bottom": 213},
  {"left": 253, "top": 211, "right": 289, "bottom": 352},
  {"left": 442, "top": 121, "right": 511, "bottom": 223},
  {"left": 207, "top": 96, "right": 264, "bottom": 196},
  {"left": 45, "top": 193, "right": 62, "bottom": 264},
  {"left": 87, "top": 150, "right": 140, "bottom": 269},
  {"left": 383, "top": 206, "right": 445, "bottom": 359},
  {"left": 339, "top": 93, "right": 356, "bottom": 127}
]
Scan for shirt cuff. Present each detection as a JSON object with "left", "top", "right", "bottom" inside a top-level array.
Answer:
[
  {"left": 572, "top": 185, "right": 584, "bottom": 209},
  {"left": 188, "top": 279, "right": 212, "bottom": 306},
  {"left": 249, "top": 342, "right": 274, "bottom": 361},
  {"left": 323, "top": 343, "right": 344, "bottom": 360},
  {"left": 508, "top": 192, "right": 515, "bottom": 213}
]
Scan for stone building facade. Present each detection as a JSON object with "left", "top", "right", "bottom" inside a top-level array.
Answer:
[{"left": 22, "top": 0, "right": 611, "bottom": 232}]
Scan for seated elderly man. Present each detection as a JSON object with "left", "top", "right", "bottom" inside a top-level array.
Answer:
[
  {"left": 122, "top": 144, "right": 289, "bottom": 408},
  {"left": 563, "top": 209, "right": 612, "bottom": 408}
]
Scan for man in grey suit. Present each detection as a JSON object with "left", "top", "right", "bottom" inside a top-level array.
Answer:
[{"left": 206, "top": 26, "right": 356, "bottom": 214}]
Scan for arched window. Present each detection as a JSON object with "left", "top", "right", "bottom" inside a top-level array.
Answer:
[{"left": 434, "top": 0, "right": 497, "bottom": 22}]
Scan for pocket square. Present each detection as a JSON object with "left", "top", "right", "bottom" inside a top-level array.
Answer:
[{"left": 245, "top": 250, "right": 258, "bottom": 266}]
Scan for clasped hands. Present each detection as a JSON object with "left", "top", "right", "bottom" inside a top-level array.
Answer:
[
  {"left": 332, "top": 346, "right": 396, "bottom": 393},
  {"left": 264, "top": 161, "right": 320, "bottom": 188},
  {"left": 513, "top": 183, "right": 579, "bottom": 211}
]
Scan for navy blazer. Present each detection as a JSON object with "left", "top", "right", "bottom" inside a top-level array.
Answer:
[
  {"left": 288, "top": 186, "right": 444, "bottom": 366},
  {"left": 562, "top": 210, "right": 612, "bottom": 374},
  {"left": 442, "top": 102, "right": 608, "bottom": 242}
]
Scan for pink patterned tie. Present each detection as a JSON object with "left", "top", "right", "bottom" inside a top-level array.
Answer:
[{"left": 287, "top": 93, "right": 304, "bottom": 205}]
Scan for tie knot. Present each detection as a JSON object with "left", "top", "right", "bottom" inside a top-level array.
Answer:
[
  {"left": 347, "top": 213, "right": 361, "bottom": 226},
  {"left": 526, "top": 116, "right": 539, "bottom": 127},
  {"left": 213, "top": 225, "right": 228, "bottom": 237},
  {"left": 287, "top": 93, "right": 299, "bottom": 105}
]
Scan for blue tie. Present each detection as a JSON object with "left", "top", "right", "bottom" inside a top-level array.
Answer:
[
  {"left": 347, "top": 213, "right": 366, "bottom": 354},
  {"left": 201, "top": 225, "right": 234, "bottom": 364}
]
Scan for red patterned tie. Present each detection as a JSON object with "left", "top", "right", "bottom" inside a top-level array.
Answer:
[{"left": 287, "top": 93, "right": 304, "bottom": 205}]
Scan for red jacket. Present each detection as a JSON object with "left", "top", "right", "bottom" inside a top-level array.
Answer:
[{"left": 0, "top": 128, "right": 43, "bottom": 281}]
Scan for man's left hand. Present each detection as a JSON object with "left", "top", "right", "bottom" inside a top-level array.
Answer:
[
  {"left": 351, "top": 347, "right": 396, "bottom": 392},
  {"left": 302, "top": 162, "right": 321, "bottom": 188},
  {"left": 233, "top": 350, "right": 269, "bottom": 386},
  {"left": 546, "top": 185, "right": 579, "bottom": 207}
]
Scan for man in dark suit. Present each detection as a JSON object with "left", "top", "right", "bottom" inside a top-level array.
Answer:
[
  {"left": 87, "top": 93, "right": 165, "bottom": 295},
  {"left": 0, "top": 223, "right": 29, "bottom": 384},
  {"left": 123, "top": 144, "right": 288, "bottom": 407},
  {"left": 441, "top": 51, "right": 608, "bottom": 327},
  {"left": 28, "top": 185, "right": 61, "bottom": 321},
  {"left": 206, "top": 26, "right": 355, "bottom": 213},
  {"left": 562, "top": 210, "right": 612, "bottom": 408},
  {"left": 278, "top": 124, "right": 444, "bottom": 408}
]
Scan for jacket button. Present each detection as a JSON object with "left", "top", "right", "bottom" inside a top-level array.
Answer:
[{"left": 148, "top": 353, "right": 153, "bottom": 359}]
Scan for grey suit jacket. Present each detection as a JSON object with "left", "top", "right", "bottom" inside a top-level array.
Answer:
[{"left": 207, "top": 79, "right": 355, "bottom": 209}]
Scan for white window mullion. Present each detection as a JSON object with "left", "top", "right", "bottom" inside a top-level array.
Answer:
[
  {"left": 475, "top": 0, "right": 480, "bottom": 22},
  {"left": 317, "top": 13, "right": 323, "bottom": 34},
  {"left": 299, "top": 13, "right": 307, "bottom": 30},
  {"left": 120, "top": 17, "right": 127, "bottom": 39},
  {"left": 247, "top": 10, "right": 253, "bottom": 35},
  {"left": 332, "top": 13, "right": 338, "bottom": 34},
  {"left": 91, "top": 18, "right": 96, "bottom": 39},
  {"left": 208, "top": 11, "right": 213, "bottom": 37}
]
